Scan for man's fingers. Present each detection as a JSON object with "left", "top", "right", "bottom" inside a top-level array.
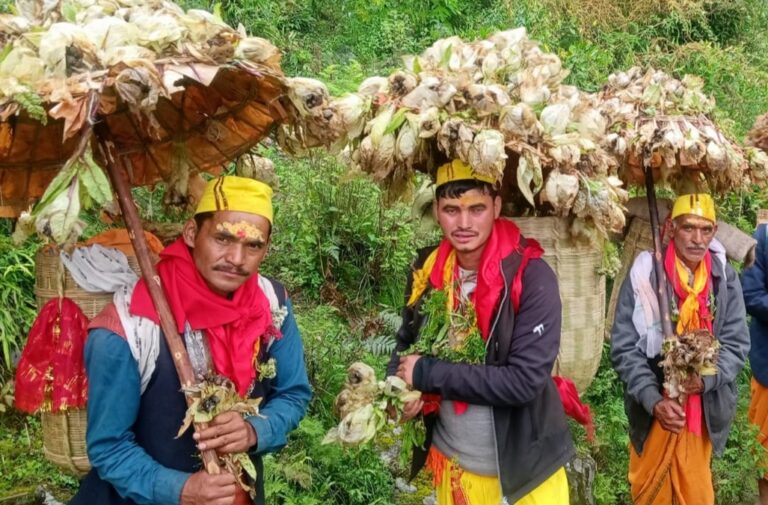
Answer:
[
  {"left": 668, "top": 401, "right": 686, "bottom": 416},
  {"left": 210, "top": 472, "right": 237, "bottom": 486}
]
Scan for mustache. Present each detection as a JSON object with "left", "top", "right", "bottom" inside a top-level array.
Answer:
[{"left": 213, "top": 265, "right": 249, "bottom": 276}]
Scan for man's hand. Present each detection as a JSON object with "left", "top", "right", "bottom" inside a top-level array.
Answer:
[
  {"left": 400, "top": 398, "right": 424, "bottom": 422},
  {"left": 397, "top": 355, "right": 421, "bottom": 386},
  {"left": 194, "top": 411, "right": 257, "bottom": 454},
  {"left": 180, "top": 470, "right": 237, "bottom": 505},
  {"left": 653, "top": 398, "right": 686, "bottom": 433}
]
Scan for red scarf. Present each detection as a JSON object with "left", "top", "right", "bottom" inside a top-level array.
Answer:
[
  {"left": 429, "top": 219, "right": 542, "bottom": 339},
  {"left": 130, "top": 238, "right": 273, "bottom": 397},
  {"left": 15, "top": 298, "right": 89, "bottom": 413},
  {"left": 663, "top": 242, "right": 713, "bottom": 435}
]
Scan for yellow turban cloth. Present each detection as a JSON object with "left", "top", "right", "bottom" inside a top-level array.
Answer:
[
  {"left": 671, "top": 194, "right": 716, "bottom": 223},
  {"left": 195, "top": 175, "right": 274, "bottom": 223},
  {"left": 435, "top": 160, "right": 497, "bottom": 188}
]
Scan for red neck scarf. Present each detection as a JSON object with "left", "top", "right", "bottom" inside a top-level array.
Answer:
[
  {"left": 131, "top": 238, "right": 272, "bottom": 396},
  {"left": 428, "top": 218, "right": 542, "bottom": 338}
]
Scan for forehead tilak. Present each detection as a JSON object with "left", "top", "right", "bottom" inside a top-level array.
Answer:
[{"left": 216, "top": 221, "right": 265, "bottom": 241}]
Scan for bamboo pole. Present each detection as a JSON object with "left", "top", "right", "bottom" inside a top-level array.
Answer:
[
  {"left": 94, "top": 125, "right": 221, "bottom": 475},
  {"left": 643, "top": 160, "right": 675, "bottom": 340}
]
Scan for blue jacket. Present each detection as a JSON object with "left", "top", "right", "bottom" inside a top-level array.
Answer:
[
  {"left": 69, "top": 288, "right": 311, "bottom": 505},
  {"left": 745, "top": 224, "right": 768, "bottom": 386}
]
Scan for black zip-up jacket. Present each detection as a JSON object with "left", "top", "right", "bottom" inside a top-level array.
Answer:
[{"left": 387, "top": 241, "right": 575, "bottom": 504}]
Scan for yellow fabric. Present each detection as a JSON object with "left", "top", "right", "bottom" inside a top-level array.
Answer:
[
  {"left": 195, "top": 175, "right": 274, "bottom": 223},
  {"left": 406, "top": 247, "right": 457, "bottom": 317},
  {"left": 673, "top": 256, "right": 710, "bottom": 334},
  {"left": 408, "top": 248, "right": 439, "bottom": 306},
  {"left": 629, "top": 419, "right": 714, "bottom": 505},
  {"left": 435, "top": 160, "right": 497, "bottom": 188},
  {"left": 748, "top": 377, "right": 768, "bottom": 478},
  {"left": 670, "top": 193, "right": 716, "bottom": 222},
  {"left": 428, "top": 447, "right": 569, "bottom": 505}
]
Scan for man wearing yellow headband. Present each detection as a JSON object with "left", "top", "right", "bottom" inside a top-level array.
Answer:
[
  {"left": 71, "top": 176, "right": 311, "bottom": 505},
  {"left": 744, "top": 219, "right": 768, "bottom": 505},
  {"left": 389, "top": 160, "right": 574, "bottom": 504},
  {"left": 611, "top": 193, "right": 748, "bottom": 504}
]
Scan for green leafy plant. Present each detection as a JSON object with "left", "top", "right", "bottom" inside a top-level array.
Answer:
[
  {"left": 0, "top": 233, "right": 37, "bottom": 372},
  {"left": 263, "top": 149, "right": 415, "bottom": 308},
  {"left": 407, "top": 288, "right": 486, "bottom": 365}
]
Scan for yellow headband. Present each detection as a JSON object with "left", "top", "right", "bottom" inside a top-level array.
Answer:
[
  {"left": 195, "top": 175, "right": 274, "bottom": 223},
  {"left": 671, "top": 193, "right": 716, "bottom": 223},
  {"left": 435, "top": 160, "right": 497, "bottom": 188}
]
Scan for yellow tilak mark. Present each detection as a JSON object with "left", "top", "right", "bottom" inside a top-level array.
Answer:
[
  {"left": 457, "top": 195, "right": 487, "bottom": 208},
  {"left": 217, "top": 221, "right": 265, "bottom": 242}
]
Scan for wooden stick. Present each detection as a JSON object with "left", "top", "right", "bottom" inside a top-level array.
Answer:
[
  {"left": 643, "top": 161, "right": 675, "bottom": 340},
  {"left": 94, "top": 124, "right": 221, "bottom": 475}
]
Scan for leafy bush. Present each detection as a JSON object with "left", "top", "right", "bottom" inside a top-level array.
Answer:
[
  {"left": 263, "top": 149, "right": 416, "bottom": 307},
  {"left": 579, "top": 345, "right": 631, "bottom": 504},
  {"left": 264, "top": 417, "right": 395, "bottom": 505},
  {"left": 262, "top": 302, "right": 398, "bottom": 504}
]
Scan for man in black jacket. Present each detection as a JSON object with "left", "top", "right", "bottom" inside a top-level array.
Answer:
[{"left": 389, "top": 160, "right": 574, "bottom": 504}]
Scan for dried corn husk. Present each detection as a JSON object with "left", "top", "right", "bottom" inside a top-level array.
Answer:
[
  {"left": 323, "top": 363, "right": 421, "bottom": 448},
  {"left": 597, "top": 66, "right": 757, "bottom": 193},
  {"left": 308, "top": 29, "right": 627, "bottom": 238},
  {"left": 3, "top": 0, "right": 295, "bottom": 245}
]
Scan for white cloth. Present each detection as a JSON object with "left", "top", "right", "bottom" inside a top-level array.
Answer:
[
  {"left": 60, "top": 244, "right": 138, "bottom": 293},
  {"left": 630, "top": 238, "right": 727, "bottom": 358},
  {"left": 60, "top": 244, "right": 159, "bottom": 393},
  {"left": 113, "top": 281, "right": 160, "bottom": 394}
]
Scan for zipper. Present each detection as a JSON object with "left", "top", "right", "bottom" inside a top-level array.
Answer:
[{"left": 489, "top": 259, "right": 507, "bottom": 497}]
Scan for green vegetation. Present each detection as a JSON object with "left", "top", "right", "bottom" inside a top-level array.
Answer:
[
  {"left": 3, "top": 0, "right": 768, "bottom": 503},
  {"left": 0, "top": 225, "right": 37, "bottom": 372}
]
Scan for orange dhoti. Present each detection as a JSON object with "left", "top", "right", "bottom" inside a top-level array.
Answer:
[
  {"left": 629, "top": 419, "right": 713, "bottom": 505},
  {"left": 748, "top": 377, "right": 768, "bottom": 478}
]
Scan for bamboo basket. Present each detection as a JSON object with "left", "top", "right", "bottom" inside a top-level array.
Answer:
[
  {"left": 34, "top": 245, "right": 140, "bottom": 475},
  {"left": 41, "top": 409, "right": 90, "bottom": 475},
  {"left": 511, "top": 217, "right": 605, "bottom": 392}
]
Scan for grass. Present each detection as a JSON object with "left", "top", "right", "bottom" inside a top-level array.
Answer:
[{"left": 0, "top": 411, "right": 78, "bottom": 499}]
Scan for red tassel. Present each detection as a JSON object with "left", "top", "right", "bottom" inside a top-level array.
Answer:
[{"left": 553, "top": 376, "right": 595, "bottom": 443}]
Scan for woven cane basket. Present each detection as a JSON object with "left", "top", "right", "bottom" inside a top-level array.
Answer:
[
  {"left": 34, "top": 245, "right": 140, "bottom": 475},
  {"left": 511, "top": 217, "right": 605, "bottom": 392},
  {"left": 41, "top": 408, "right": 90, "bottom": 475}
]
